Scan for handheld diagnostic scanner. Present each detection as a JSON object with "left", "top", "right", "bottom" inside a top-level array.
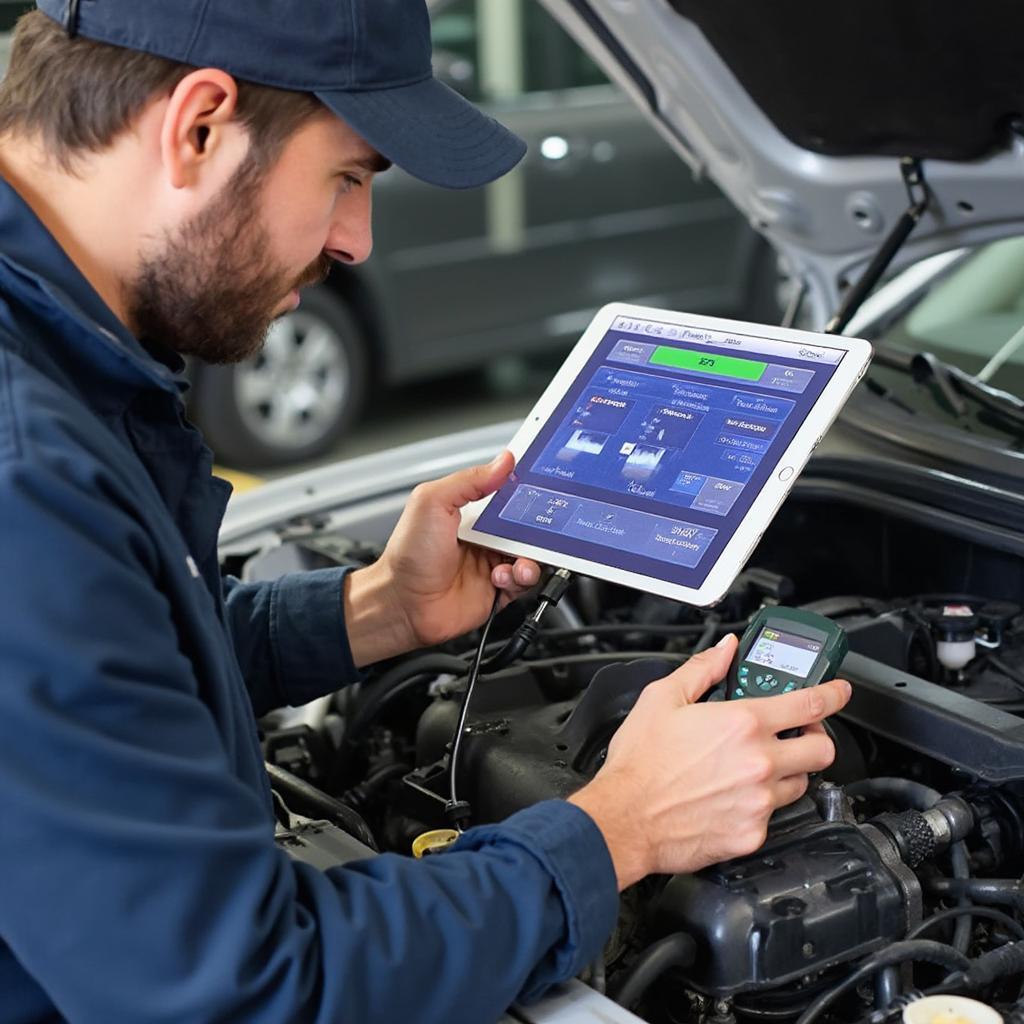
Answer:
[{"left": 728, "top": 607, "right": 848, "bottom": 700}]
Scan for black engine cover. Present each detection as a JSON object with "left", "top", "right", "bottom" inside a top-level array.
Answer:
[
  {"left": 415, "top": 657, "right": 677, "bottom": 821},
  {"left": 413, "top": 656, "right": 916, "bottom": 997},
  {"left": 651, "top": 801, "right": 907, "bottom": 996}
]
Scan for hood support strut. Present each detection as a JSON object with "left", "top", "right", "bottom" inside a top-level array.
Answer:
[{"left": 825, "top": 158, "right": 931, "bottom": 335}]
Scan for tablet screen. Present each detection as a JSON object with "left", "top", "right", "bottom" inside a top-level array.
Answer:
[{"left": 472, "top": 314, "right": 848, "bottom": 591}]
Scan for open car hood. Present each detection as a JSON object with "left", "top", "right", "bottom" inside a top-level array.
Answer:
[{"left": 541, "top": 0, "right": 1024, "bottom": 327}]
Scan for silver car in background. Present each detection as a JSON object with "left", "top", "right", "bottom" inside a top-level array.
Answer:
[{"left": 188, "top": 0, "right": 779, "bottom": 466}]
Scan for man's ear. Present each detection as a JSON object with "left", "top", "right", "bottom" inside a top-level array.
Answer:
[{"left": 160, "top": 69, "right": 243, "bottom": 190}]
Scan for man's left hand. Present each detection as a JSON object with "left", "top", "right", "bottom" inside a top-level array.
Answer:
[{"left": 343, "top": 451, "right": 541, "bottom": 667}]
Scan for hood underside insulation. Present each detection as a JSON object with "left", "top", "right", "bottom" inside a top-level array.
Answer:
[{"left": 668, "top": 0, "right": 1024, "bottom": 161}]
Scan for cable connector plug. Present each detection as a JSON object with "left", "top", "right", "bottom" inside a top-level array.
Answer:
[
  {"left": 446, "top": 572, "right": 575, "bottom": 831},
  {"left": 483, "top": 569, "right": 573, "bottom": 673},
  {"left": 539, "top": 567, "right": 573, "bottom": 606}
]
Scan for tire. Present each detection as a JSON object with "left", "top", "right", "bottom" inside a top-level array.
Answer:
[{"left": 190, "top": 286, "right": 370, "bottom": 470}]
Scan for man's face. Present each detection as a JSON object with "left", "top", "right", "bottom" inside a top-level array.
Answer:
[{"left": 127, "top": 113, "right": 384, "bottom": 364}]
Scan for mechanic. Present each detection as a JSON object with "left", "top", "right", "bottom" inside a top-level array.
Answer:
[{"left": 0, "top": 2, "right": 852, "bottom": 1021}]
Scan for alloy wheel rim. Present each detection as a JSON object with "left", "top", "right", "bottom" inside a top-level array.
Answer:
[{"left": 235, "top": 310, "right": 351, "bottom": 451}]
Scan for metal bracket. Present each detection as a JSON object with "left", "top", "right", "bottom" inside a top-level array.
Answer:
[{"left": 900, "top": 156, "right": 929, "bottom": 214}]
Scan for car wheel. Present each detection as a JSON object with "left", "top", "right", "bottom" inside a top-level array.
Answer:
[{"left": 191, "top": 287, "right": 370, "bottom": 469}]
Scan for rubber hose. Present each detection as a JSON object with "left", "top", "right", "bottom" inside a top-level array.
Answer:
[
  {"left": 794, "top": 941, "right": 971, "bottom": 1024},
  {"left": 874, "top": 967, "right": 901, "bottom": 1011},
  {"left": 926, "top": 878, "right": 1024, "bottom": 909},
  {"left": 265, "top": 761, "right": 377, "bottom": 851},
  {"left": 612, "top": 933, "right": 697, "bottom": 1010},
  {"left": 847, "top": 777, "right": 972, "bottom": 953},
  {"left": 908, "top": 905, "right": 1024, "bottom": 941},
  {"left": 963, "top": 941, "right": 1024, "bottom": 988},
  {"left": 846, "top": 777, "right": 942, "bottom": 810},
  {"left": 949, "top": 843, "right": 974, "bottom": 954},
  {"left": 332, "top": 652, "right": 469, "bottom": 785}
]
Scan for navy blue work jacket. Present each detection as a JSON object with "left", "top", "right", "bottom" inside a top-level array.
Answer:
[{"left": 0, "top": 178, "right": 617, "bottom": 1023}]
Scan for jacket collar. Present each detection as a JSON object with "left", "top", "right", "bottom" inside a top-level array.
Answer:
[{"left": 0, "top": 175, "right": 182, "bottom": 403}]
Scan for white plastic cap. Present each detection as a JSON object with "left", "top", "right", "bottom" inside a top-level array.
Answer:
[{"left": 903, "top": 995, "right": 1003, "bottom": 1024}]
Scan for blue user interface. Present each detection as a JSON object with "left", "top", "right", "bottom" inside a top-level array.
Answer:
[{"left": 474, "top": 315, "right": 847, "bottom": 590}]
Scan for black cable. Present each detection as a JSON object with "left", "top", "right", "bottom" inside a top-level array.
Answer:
[
  {"left": 611, "top": 933, "right": 697, "bottom": 1010},
  {"left": 908, "top": 906, "right": 1024, "bottom": 942},
  {"left": 536, "top": 619, "right": 748, "bottom": 642},
  {"left": 691, "top": 615, "right": 720, "bottom": 655},
  {"left": 470, "top": 618, "right": 749, "bottom": 661},
  {"left": 794, "top": 941, "right": 970, "bottom": 1024},
  {"left": 480, "top": 569, "right": 574, "bottom": 672},
  {"left": 458, "top": 647, "right": 688, "bottom": 675},
  {"left": 445, "top": 591, "right": 502, "bottom": 831}
]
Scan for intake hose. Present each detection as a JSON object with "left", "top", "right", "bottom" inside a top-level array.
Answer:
[
  {"left": 921, "top": 940, "right": 1024, "bottom": 1000},
  {"left": 847, "top": 777, "right": 973, "bottom": 954},
  {"left": 330, "top": 652, "right": 469, "bottom": 787},
  {"left": 265, "top": 761, "right": 378, "bottom": 851},
  {"left": 847, "top": 777, "right": 942, "bottom": 809},
  {"left": 611, "top": 933, "right": 698, "bottom": 1010},
  {"left": 959, "top": 941, "right": 1024, "bottom": 989}
]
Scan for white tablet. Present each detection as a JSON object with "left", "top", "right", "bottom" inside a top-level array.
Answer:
[{"left": 459, "top": 303, "right": 872, "bottom": 606}]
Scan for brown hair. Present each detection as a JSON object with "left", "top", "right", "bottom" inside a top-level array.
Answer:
[{"left": 0, "top": 11, "right": 323, "bottom": 171}]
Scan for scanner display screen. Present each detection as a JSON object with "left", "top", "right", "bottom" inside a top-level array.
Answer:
[
  {"left": 747, "top": 626, "right": 822, "bottom": 679},
  {"left": 474, "top": 316, "right": 847, "bottom": 589}
]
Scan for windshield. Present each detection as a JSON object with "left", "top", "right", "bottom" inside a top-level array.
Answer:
[{"left": 870, "top": 236, "right": 1024, "bottom": 443}]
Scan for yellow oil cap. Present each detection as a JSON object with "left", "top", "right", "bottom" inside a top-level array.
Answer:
[{"left": 412, "top": 829, "right": 460, "bottom": 858}]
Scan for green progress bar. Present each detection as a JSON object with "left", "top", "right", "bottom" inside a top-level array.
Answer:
[{"left": 650, "top": 346, "right": 766, "bottom": 381}]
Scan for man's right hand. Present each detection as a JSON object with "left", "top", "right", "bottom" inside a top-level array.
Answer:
[{"left": 568, "top": 634, "right": 852, "bottom": 890}]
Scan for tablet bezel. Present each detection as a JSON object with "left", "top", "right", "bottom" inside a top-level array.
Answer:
[{"left": 458, "top": 302, "right": 872, "bottom": 606}]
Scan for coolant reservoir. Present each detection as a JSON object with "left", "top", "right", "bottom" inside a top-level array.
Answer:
[
  {"left": 933, "top": 604, "right": 978, "bottom": 672},
  {"left": 903, "top": 994, "right": 1002, "bottom": 1024}
]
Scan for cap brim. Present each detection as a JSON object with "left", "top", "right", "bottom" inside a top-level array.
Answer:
[{"left": 316, "top": 77, "right": 526, "bottom": 189}]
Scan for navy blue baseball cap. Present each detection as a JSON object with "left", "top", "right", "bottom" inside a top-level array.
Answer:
[{"left": 36, "top": 0, "right": 527, "bottom": 189}]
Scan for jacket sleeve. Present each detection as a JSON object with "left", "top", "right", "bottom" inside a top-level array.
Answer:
[
  {"left": 222, "top": 567, "right": 363, "bottom": 717},
  {"left": 0, "top": 456, "right": 619, "bottom": 1024}
]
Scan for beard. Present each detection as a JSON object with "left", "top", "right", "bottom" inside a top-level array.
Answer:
[{"left": 126, "top": 156, "right": 332, "bottom": 365}]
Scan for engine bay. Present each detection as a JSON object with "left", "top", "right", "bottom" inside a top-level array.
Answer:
[{"left": 229, "top": 490, "right": 1024, "bottom": 1024}]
